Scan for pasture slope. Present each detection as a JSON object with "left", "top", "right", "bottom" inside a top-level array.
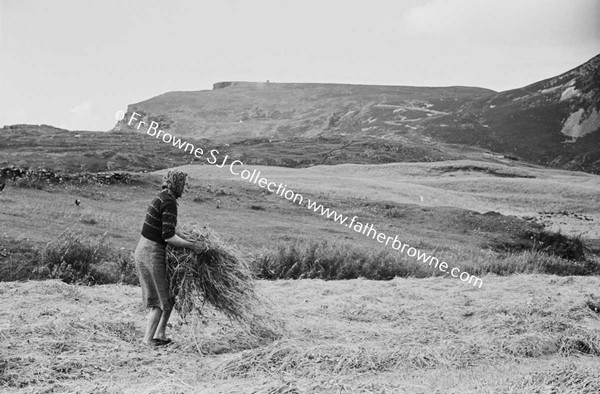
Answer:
[{"left": 1, "top": 158, "right": 600, "bottom": 393}]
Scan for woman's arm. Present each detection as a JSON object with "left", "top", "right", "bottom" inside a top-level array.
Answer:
[
  {"left": 165, "top": 234, "right": 208, "bottom": 253},
  {"left": 165, "top": 234, "right": 196, "bottom": 249}
]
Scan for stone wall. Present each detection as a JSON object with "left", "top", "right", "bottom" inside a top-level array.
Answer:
[{"left": 0, "top": 166, "right": 133, "bottom": 185}]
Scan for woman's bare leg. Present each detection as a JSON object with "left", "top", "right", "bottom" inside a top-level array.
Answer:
[
  {"left": 143, "top": 307, "right": 162, "bottom": 345},
  {"left": 154, "top": 309, "right": 172, "bottom": 341}
]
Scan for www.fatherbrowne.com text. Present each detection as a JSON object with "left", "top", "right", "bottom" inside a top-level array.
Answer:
[{"left": 126, "top": 112, "right": 483, "bottom": 288}]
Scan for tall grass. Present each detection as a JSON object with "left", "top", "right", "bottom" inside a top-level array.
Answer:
[
  {"left": 2, "top": 229, "right": 598, "bottom": 286},
  {"left": 252, "top": 236, "right": 600, "bottom": 281},
  {"left": 12, "top": 177, "right": 46, "bottom": 190},
  {"left": 0, "top": 238, "right": 39, "bottom": 281},
  {"left": 253, "top": 240, "right": 428, "bottom": 280},
  {"left": 489, "top": 228, "right": 587, "bottom": 261},
  {"left": 32, "top": 230, "right": 138, "bottom": 285}
]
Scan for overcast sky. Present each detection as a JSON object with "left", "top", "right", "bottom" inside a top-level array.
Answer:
[{"left": 1, "top": 0, "right": 599, "bottom": 131}]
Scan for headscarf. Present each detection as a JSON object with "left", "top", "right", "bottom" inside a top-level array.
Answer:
[{"left": 162, "top": 169, "right": 187, "bottom": 199}]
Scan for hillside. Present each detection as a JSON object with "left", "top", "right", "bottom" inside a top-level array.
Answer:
[
  {"left": 115, "top": 83, "right": 494, "bottom": 143},
  {"left": 0, "top": 125, "right": 207, "bottom": 173},
  {"left": 423, "top": 54, "right": 600, "bottom": 174},
  {"left": 113, "top": 54, "right": 600, "bottom": 174},
  {"left": 112, "top": 83, "right": 496, "bottom": 168}
]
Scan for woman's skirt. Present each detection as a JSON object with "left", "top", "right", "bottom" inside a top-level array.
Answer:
[{"left": 134, "top": 236, "right": 173, "bottom": 311}]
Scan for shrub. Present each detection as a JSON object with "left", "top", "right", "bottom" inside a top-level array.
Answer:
[
  {"left": 0, "top": 238, "right": 39, "bottom": 281},
  {"left": 87, "top": 251, "right": 139, "bottom": 285},
  {"left": 490, "top": 228, "right": 587, "bottom": 262},
  {"left": 251, "top": 239, "right": 429, "bottom": 281},
  {"left": 252, "top": 238, "right": 600, "bottom": 281},
  {"left": 34, "top": 230, "right": 136, "bottom": 285},
  {"left": 385, "top": 207, "right": 405, "bottom": 219},
  {"left": 193, "top": 193, "right": 211, "bottom": 203},
  {"left": 530, "top": 230, "right": 585, "bottom": 261},
  {"left": 14, "top": 178, "right": 46, "bottom": 190},
  {"left": 468, "top": 250, "right": 600, "bottom": 277},
  {"left": 117, "top": 252, "right": 139, "bottom": 285},
  {"left": 80, "top": 214, "right": 100, "bottom": 225}
]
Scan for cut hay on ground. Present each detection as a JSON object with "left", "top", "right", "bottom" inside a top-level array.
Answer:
[{"left": 166, "top": 224, "right": 280, "bottom": 338}]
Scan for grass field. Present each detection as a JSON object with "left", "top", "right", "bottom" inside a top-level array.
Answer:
[
  {"left": 1, "top": 159, "right": 600, "bottom": 393},
  {"left": 1, "top": 276, "right": 600, "bottom": 393},
  {"left": 3, "top": 159, "right": 599, "bottom": 248}
]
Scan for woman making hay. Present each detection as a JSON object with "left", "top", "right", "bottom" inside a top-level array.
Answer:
[{"left": 134, "top": 169, "right": 204, "bottom": 346}]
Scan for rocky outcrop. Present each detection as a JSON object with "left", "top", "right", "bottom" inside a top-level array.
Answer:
[
  {"left": 0, "top": 166, "right": 134, "bottom": 185},
  {"left": 213, "top": 82, "right": 237, "bottom": 90}
]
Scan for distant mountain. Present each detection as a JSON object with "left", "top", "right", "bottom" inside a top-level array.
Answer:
[
  {"left": 113, "top": 54, "right": 599, "bottom": 173},
  {"left": 116, "top": 82, "right": 495, "bottom": 143},
  {"left": 113, "top": 83, "right": 496, "bottom": 166}
]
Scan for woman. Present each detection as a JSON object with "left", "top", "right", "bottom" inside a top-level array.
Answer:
[{"left": 134, "top": 169, "right": 202, "bottom": 346}]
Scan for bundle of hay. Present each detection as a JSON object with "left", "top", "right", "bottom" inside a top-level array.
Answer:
[{"left": 166, "top": 224, "right": 276, "bottom": 336}]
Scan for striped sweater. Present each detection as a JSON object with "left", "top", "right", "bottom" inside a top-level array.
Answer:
[{"left": 141, "top": 190, "right": 177, "bottom": 245}]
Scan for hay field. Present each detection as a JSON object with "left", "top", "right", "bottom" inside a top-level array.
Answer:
[{"left": 2, "top": 275, "right": 600, "bottom": 393}]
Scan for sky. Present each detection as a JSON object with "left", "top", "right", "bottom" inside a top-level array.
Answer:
[{"left": 0, "top": 0, "right": 599, "bottom": 131}]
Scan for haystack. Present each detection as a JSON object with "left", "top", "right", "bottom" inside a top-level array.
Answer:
[{"left": 166, "top": 224, "right": 277, "bottom": 336}]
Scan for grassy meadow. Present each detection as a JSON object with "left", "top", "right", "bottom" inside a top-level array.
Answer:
[{"left": 1, "top": 159, "right": 600, "bottom": 393}]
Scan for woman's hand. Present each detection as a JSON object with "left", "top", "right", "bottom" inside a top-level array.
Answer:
[
  {"left": 191, "top": 240, "right": 208, "bottom": 254},
  {"left": 166, "top": 234, "right": 208, "bottom": 253},
  {"left": 165, "top": 234, "right": 197, "bottom": 249}
]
